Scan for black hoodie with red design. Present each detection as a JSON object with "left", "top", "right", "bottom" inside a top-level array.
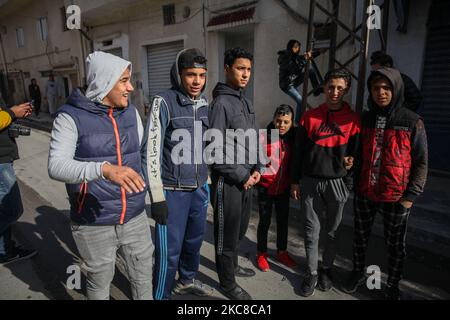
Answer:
[{"left": 292, "top": 102, "right": 361, "bottom": 184}]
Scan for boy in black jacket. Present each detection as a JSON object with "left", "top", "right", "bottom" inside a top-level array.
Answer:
[{"left": 209, "top": 47, "right": 262, "bottom": 300}]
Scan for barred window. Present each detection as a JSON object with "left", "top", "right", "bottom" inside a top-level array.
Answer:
[{"left": 163, "top": 4, "right": 176, "bottom": 25}]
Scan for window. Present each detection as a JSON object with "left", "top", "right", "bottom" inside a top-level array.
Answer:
[
  {"left": 163, "top": 4, "right": 176, "bottom": 25},
  {"left": 37, "top": 17, "right": 48, "bottom": 41},
  {"left": 16, "top": 28, "right": 24, "bottom": 48}
]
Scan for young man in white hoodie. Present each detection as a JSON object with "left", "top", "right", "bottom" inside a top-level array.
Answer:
[{"left": 48, "top": 51, "right": 153, "bottom": 300}]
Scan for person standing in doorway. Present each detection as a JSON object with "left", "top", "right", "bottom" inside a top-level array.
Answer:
[{"left": 29, "top": 79, "right": 41, "bottom": 117}]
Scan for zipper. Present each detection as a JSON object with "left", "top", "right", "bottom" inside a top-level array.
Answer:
[
  {"left": 108, "top": 108, "right": 127, "bottom": 225},
  {"left": 77, "top": 182, "right": 88, "bottom": 215},
  {"left": 194, "top": 103, "right": 199, "bottom": 187}
]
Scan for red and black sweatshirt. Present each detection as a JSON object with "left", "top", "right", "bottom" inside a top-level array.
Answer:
[{"left": 292, "top": 102, "right": 361, "bottom": 184}]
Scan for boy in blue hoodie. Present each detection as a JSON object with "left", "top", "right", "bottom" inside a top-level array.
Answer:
[{"left": 142, "top": 48, "right": 213, "bottom": 300}]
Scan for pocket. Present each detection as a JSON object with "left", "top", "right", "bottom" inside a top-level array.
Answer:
[
  {"left": 395, "top": 201, "right": 411, "bottom": 214},
  {"left": 200, "top": 116, "right": 209, "bottom": 129},
  {"left": 171, "top": 117, "right": 194, "bottom": 131}
]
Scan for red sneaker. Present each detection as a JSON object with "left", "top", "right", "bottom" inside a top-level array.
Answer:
[
  {"left": 256, "top": 252, "right": 270, "bottom": 272},
  {"left": 277, "top": 250, "right": 297, "bottom": 268}
]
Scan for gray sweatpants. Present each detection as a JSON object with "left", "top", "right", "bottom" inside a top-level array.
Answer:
[
  {"left": 71, "top": 212, "right": 154, "bottom": 300},
  {"left": 301, "top": 176, "right": 349, "bottom": 275}
]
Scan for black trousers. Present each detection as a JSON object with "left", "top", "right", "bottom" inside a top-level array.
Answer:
[
  {"left": 353, "top": 194, "right": 411, "bottom": 288},
  {"left": 211, "top": 175, "right": 253, "bottom": 290},
  {"left": 256, "top": 186, "right": 290, "bottom": 253}
]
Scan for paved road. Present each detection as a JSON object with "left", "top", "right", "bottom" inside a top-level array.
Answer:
[{"left": 3, "top": 128, "right": 449, "bottom": 300}]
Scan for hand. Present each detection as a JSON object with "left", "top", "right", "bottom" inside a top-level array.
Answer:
[
  {"left": 291, "top": 184, "right": 300, "bottom": 200},
  {"left": 343, "top": 156, "right": 354, "bottom": 170},
  {"left": 151, "top": 201, "right": 168, "bottom": 225},
  {"left": 243, "top": 175, "right": 257, "bottom": 191},
  {"left": 102, "top": 163, "right": 146, "bottom": 194},
  {"left": 251, "top": 171, "right": 261, "bottom": 184},
  {"left": 304, "top": 51, "right": 313, "bottom": 60},
  {"left": 10, "top": 102, "right": 33, "bottom": 119},
  {"left": 399, "top": 199, "right": 413, "bottom": 209}
]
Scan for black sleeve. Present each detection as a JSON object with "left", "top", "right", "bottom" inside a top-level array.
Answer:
[
  {"left": 311, "top": 49, "right": 321, "bottom": 59},
  {"left": 403, "top": 119, "right": 428, "bottom": 202},
  {"left": 402, "top": 75, "right": 423, "bottom": 112},
  {"left": 291, "top": 125, "right": 308, "bottom": 184}
]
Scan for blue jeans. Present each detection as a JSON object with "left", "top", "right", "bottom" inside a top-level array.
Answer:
[
  {"left": 0, "top": 163, "right": 24, "bottom": 255},
  {"left": 284, "top": 86, "right": 303, "bottom": 124}
]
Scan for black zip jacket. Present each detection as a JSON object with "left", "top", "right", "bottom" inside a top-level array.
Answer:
[{"left": 209, "top": 83, "right": 263, "bottom": 185}]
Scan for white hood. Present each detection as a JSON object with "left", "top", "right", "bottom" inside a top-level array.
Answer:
[{"left": 85, "top": 51, "right": 132, "bottom": 103}]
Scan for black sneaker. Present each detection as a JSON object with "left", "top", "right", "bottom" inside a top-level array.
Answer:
[
  {"left": 0, "top": 247, "right": 38, "bottom": 265},
  {"left": 318, "top": 268, "right": 333, "bottom": 292},
  {"left": 385, "top": 285, "right": 401, "bottom": 300},
  {"left": 342, "top": 270, "right": 366, "bottom": 294},
  {"left": 172, "top": 279, "right": 214, "bottom": 297},
  {"left": 234, "top": 266, "right": 256, "bottom": 277},
  {"left": 221, "top": 285, "right": 252, "bottom": 300},
  {"left": 299, "top": 273, "right": 318, "bottom": 297}
]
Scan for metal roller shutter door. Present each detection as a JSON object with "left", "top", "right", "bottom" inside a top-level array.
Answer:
[
  {"left": 147, "top": 41, "right": 184, "bottom": 98},
  {"left": 421, "top": 0, "right": 450, "bottom": 172}
]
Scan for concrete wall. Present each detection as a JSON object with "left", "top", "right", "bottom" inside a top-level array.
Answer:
[
  {"left": 78, "top": 0, "right": 205, "bottom": 117},
  {"left": 368, "top": 0, "right": 431, "bottom": 85},
  {"left": 354, "top": 0, "right": 431, "bottom": 108},
  {"left": 0, "top": 0, "right": 83, "bottom": 106}
]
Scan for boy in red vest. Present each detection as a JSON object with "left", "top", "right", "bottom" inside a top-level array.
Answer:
[
  {"left": 256, "top": 105, "right": 297, "bottom": 272},
  {"left": 343, "top": 67, "right": 428, "bottom": 300}
]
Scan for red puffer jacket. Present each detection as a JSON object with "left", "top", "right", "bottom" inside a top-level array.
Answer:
[
  {"left": 357, "top": 68, "right": 427, "bottom": 202},
  {"left": 259, "top": 123, "right": 294, "bottom": 196}
]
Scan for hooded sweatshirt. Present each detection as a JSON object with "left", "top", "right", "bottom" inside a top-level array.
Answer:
[
  {"left": 48, "top": 52, "right": 145, "bottom": 225},
  {"left": 357, "top": 67, "right": 428, "bottom": 202},
  {"left": 85, "top": 51, "right": 132, "bottom": 103},
  {"left": 142, "top": 48, "right": 209, "bottom": 207},
  {"left": 208, "top": 82, "right": 263, "bottom": 185}
]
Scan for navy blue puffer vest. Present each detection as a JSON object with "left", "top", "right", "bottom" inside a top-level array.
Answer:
[{"left": 59, "top": 89, "right": 145, "bottom": 225}]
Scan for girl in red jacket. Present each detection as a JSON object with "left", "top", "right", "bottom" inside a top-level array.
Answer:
[{"left": 256, "top": 104, "right": 297, "bottom": 271}]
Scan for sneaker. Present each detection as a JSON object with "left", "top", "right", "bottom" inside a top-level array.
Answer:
[
  {"left": 172, "top": 279, "right": 214, "bottom": 297},
  {"left": 234, "top": 265, "right": 256, "bottom": 277},
  {"left": 342, "top": 270, "right": 366, "bottom": 294},
  {"left": 221, "top": 285, "right": 252, "bottom": 300},
  {"left": 318, "top": 267, "right": 333, "bottom": 291},
  {"left": 299, "top": 273, "right": 318, "bottom": 297},
  {"left": 256, "top": 252, "right": 270, "bottom": 272},
  {"left": 385, "top": 285, "right": 401, "bottom": 300},
  {"left": 0, "top": 247, "right": 37, "bottom": 266},
  {"left": 276, "top": 250, "right": 297, "bottom": 268}
]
